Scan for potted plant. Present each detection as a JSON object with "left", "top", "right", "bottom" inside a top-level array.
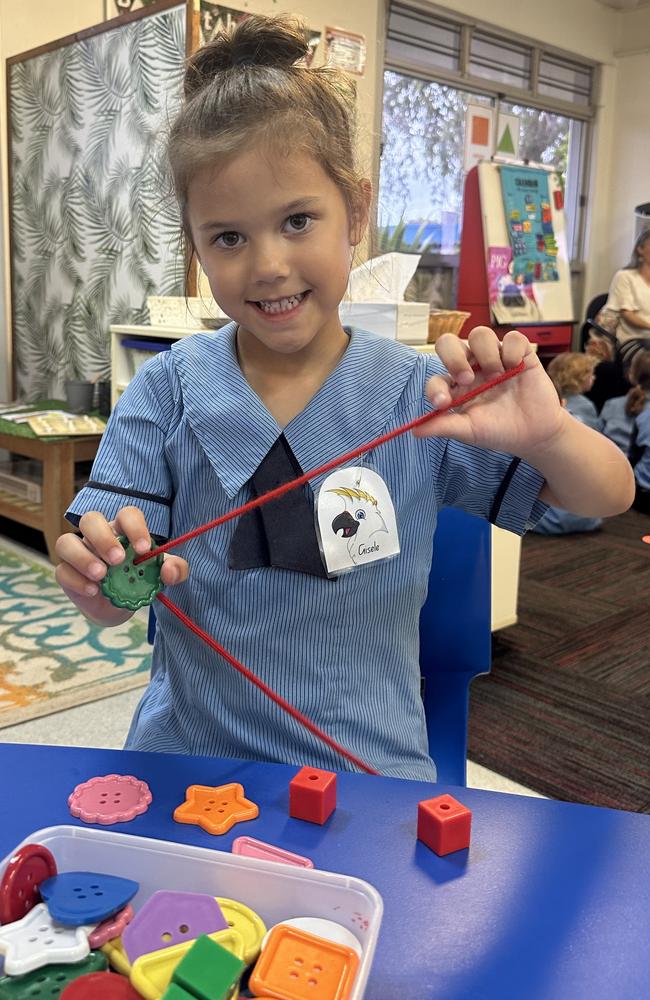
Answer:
[
  {"left": 62, "top": 291, "right": 112, "bottom": 415},
  {"left": 64, "top": 362, "right": 95, "bottom": 415}
]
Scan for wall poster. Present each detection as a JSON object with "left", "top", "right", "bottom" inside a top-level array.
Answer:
[{"left": 500, "top": 165, "right": 559, "bottom": 284}]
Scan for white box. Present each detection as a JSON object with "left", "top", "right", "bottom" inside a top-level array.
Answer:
[
  {"left": 1, "top": 826, "right": 383, "bottom": 999},
  {"left": 147, "top": 296, "right": 230, "bottom": 328},
  {"left": 0, "top": 459, "right": 42, "bottom": 502},
  {"left": 339, "top": 301, "right": 429, "bottom": 344}
]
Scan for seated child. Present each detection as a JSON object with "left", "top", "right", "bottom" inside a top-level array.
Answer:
[
  {"left": 546, "top": 353, "right": 599, "bottom": 430},
  {"left": 632, "top": 418, "right": 650, "bottom": 514},
  {"left": 599, "top": 349, "right": 650, "bottom": 455},
  {"left": 52, "top": 14, "right": 635, "bottom": 780},
  {"left": 628, "top": 355, "right": 650, "bottom": 515}
]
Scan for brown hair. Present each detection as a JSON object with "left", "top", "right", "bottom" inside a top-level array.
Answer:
[
  {"left": 628, "top": 229, "right": 650, "bottom": 270},
  {"left": 547, "top": 352, "right": 597, "bottom": 396},
  {"left": 167, "top": 14, "right": 364, "bottom": 244},
  {"left": 626, "top": 349, "right": 650, "bottom": 416}
]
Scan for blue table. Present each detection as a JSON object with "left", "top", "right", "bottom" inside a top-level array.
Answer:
[{"left": 0, "top": 742, "right": 648, "bottom": 998}]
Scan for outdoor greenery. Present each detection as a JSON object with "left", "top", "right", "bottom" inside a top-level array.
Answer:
[
  {"left": 379, "top": 71, "right": 572, "bottom": 255},
  {"left": 10, "top": 6, "right": 186, "bottom": 400}
]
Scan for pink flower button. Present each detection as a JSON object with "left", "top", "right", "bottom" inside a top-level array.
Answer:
[
  {"left": 68, "top": 775, "right": 152, "bottom": 825},
  {"left": 88, "top": 904, "right": 134, "bottom": 949}
]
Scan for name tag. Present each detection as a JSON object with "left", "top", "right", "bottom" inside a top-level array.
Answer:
[{"left": 316, "top": 466, "right": 400, "bottom": 575}]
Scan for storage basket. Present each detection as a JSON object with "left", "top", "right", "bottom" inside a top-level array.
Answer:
[{"left": 427, "top": 309, "right": 470, "bottom": 344}]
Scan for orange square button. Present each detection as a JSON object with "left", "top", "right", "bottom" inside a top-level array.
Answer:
[{"left": 249, "top": 924, "right": 359, "bottom": 999}]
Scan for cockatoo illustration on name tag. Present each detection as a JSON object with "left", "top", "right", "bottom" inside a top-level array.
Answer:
[{"left": 317, "top": 467, "right": 399, "bottom": 573}]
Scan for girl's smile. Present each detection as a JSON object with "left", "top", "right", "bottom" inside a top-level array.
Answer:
[{"left": 250, "top": 289, "right": 311, "bottom": 320}]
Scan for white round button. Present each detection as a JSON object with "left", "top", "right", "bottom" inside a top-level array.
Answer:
[{"left": 261, "top": 916, "right": 363, "bottom": 956}]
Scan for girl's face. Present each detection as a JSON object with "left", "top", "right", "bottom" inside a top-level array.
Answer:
[{"left": 187, "top": 145, "right": 369, "bottom": 363}]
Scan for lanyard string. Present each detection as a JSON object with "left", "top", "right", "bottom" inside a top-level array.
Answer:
[
  {"left": 137, "top": 361, "right": 525, "bottom": 563},
  {"left": 156, "top": 591, "right": 382, "bottom": 775},
  {"left": 139, "top": 360, "right": 526, "bottom": 775}
]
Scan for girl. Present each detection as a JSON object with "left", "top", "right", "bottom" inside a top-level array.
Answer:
[
  {"left": 55, "top": 15, "right": 634, "bottom": 781},
  {"left": 599, "top": 349, "right": 650, "bottom": 454}
]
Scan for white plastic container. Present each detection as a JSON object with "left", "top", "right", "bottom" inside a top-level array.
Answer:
[{"left": 0, "top": 826, "right": 383, "bottom": 999}]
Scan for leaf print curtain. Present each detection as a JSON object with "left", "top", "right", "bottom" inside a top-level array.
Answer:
[{"left": 8, "top": 4, "right": 186, "bottom": 400}]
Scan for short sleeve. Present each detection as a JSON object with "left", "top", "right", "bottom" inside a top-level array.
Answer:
[
  {"left": 431, "top": 438, "right": 547, "bottom": 535},
  {"left": 607, "top": 270, "right": 638, "bottom": 312},
  {"left": 66, "top": 353, "right": 177, "bottom": 537}
]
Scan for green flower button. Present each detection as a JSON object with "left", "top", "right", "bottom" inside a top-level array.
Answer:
[{"left": 100, "top": 535, "right": 163, "bottom": 610}]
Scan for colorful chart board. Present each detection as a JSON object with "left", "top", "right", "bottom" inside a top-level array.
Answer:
[
  {"left": 476, "top": 162, "right": 573, "bottom": 325},
  {"left": 500, "top": 166, "right": 559, "bottom": 283}
]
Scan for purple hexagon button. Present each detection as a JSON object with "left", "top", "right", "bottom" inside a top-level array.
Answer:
[{"left": 121, "top": 891, "right": 227, "bottom": 964}]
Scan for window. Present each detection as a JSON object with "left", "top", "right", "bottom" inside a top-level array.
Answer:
[
  {"left": 469, "top": 30, "right": 531, "bottom": 90},
  {"left": 538, "top": 53, "right": 593, "bottom": 106},
  {"left": 386, "top": 3, "right": 461, "bottom": 75},
  {"left": 378, "top": 73, "right": 487, "bottom": 257},
  {"left": 380, "top": 2, "right": 596, "bottom": 301}
]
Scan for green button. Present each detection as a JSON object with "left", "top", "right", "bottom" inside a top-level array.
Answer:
[
  {"left": 100, "top": 535, "right": 163, "bottom": 611},
  {"left": 0, "top": 950, "right": 108, "bottom": 998}
]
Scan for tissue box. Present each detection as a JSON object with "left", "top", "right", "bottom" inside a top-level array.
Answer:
[{"left": 339, "top": 302, "right": 430, "bottom": 344}]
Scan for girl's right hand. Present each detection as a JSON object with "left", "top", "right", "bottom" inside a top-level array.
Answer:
[{"left": 54, "top": 506, "right": 189, "bottom": 626}]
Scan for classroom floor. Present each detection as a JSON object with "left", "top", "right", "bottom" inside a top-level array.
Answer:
[{"left": 0, "top": 533, "right": 544, "bottom": 800}]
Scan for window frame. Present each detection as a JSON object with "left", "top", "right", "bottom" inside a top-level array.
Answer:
[{"left": 380, "top": 0, "right": 598, "bottom": 268}]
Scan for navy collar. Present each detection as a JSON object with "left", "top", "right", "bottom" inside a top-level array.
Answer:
[{"left": 172, "top": 322, "right": 420, "bottom": 499}]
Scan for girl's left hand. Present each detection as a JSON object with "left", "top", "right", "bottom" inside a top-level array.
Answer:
[{"left": 415, "top": 327, "right": 564, "bottom": 458}]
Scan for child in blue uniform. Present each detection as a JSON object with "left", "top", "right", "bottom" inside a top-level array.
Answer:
[
  {"left": 54, "top": 15, "right": 634, "bottom": 779},
  {"left": 599, "top": 349, "right": 650, "bottom": 455},
  {"left": 632, "top": 407, "right": 650, "bottom": 514}
]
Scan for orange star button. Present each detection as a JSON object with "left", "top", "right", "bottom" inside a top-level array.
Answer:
[{"left": 173, "top": 783, "right": 259, "bottom": 835}]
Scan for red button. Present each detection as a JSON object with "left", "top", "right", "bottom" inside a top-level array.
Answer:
[
  {"left": 60, "top": 971, "right": 141, "bottom": 998},
  {"left": 0, "top": 842, "right": 57, "bottom": 924}
]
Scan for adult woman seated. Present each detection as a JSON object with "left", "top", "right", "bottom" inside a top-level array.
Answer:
[
  {"left": 586, "top": 230, "right": 650, "bottom": 410},
  {"left": 607, "top": 229, "right": 650, "bottom": 364}
]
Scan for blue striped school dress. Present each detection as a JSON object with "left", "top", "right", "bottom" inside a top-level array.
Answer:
[
  {"left": 634, "top": 406, "right": 650, "bottom": 490},
  {"left": 598, "top": 395, "right": 636, "bottom": 454},
  {"left": 67, "top": 324, "right": 546, "bottom": 780}
]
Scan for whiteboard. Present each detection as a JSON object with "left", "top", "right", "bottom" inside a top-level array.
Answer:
[{"left": 478, "top": 161, "right": 574, "bottom": 324}]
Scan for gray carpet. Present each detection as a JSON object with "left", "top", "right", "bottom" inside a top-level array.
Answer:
[{"left": 469, "top": 509, "right": 650, "bottom": 812}]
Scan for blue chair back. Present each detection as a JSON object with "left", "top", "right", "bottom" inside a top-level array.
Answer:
[{"left": 419, "top": 508, "right": 492, "bottom": 786}]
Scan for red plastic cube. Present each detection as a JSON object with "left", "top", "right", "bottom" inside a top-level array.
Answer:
[
  {"left": 417, "top": 793, "right": 472, "bottom": 856},
  {"left": 289, "top": 766, "right": 337, "bottom": 825}
]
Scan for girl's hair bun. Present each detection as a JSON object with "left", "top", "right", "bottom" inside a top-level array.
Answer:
[{"left": 185, "top": 14, "right": 309, "bottom": 98}]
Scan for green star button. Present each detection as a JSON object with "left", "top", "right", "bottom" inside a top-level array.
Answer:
[{"left": 100, "top": 535, "right": 163, "bottom": 610}]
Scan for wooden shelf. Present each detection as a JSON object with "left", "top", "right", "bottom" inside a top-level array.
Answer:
[{"left": 0, "top": 433, "right": 101, "bottom": 562}]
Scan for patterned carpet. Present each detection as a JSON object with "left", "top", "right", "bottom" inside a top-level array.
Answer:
[
  {"left": 468, "top": 508, "right": 650, "bottom": 812},
  {"left": 0, "top": 541, "right": 151, "bottom": 728}
]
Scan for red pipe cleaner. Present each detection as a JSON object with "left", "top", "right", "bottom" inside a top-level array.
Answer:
[
  {"left": 157, "top": 591, "right": 381, "bottom": 776},
  {"left": 137, "top": 360, "right": 526, "bottom": 563},
  {"left": 142, "top": 359, "right": 526, "bottom": 775}
]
